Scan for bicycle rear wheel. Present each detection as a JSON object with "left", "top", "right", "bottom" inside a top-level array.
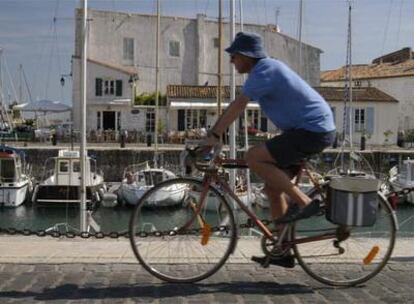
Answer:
[
  {"left": 129, "top": 177, "right": 237, "bottom": 283},
  {"left": 293, "top": 192, "right": 397, "bottom": 286}
]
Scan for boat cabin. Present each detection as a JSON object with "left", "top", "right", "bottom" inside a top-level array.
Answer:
[
  {"left": 137, "top": 169, "right": 176, "bottom": 186},
  {"left": 0, "top": 150, "right": 25, "bottom": 185},
  {"left": 43, "top": 150, "right": 100, "bottom": 186}
]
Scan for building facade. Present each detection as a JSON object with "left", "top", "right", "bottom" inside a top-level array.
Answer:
[
  {"left": 167, "top": 85, "right": 399, "bottom": 146},
  {"left": 316, "top": 87, "right": 399, "bottom": 146},
  {"left": 321, "top": 48, "right": 414, "bottom": 132},
  {"left": 72, "top": 8, "right": 323, "bottom": 133}
]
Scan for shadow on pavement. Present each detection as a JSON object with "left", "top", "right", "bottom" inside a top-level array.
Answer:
[{"left": 0, "top": 281, "right": 313, "bottom": 301}]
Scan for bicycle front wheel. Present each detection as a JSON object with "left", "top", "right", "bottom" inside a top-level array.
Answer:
[
  {"left": 293, "top": 192, "right": 397, "bottom": 286},
  {"left": 129, "top": 177, "right": 237, "bottom": 283}
]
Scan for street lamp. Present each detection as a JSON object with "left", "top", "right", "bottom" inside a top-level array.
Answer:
[
  {"left": 129, "top": 73, "right": 138, "bottom": 106},
  {"left": 60, "top": 73, "right": 72, "bottom": 87}
]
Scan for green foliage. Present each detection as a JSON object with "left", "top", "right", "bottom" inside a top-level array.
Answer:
[
  {"left": 24, "top": 119, "right": 35, "bottom": 126},
  {"left": 134, "top": 92, "right": 167, "bottom": 106},
  {"left": 157, "top": 119, "right": 165, "bottom": 134},
  {"left": 406, "top": 130, "right": 414, "bottom": 142}
]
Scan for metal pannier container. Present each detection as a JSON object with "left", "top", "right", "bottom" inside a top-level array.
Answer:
[{"left": 326, "top": 176, "right": 380, "bottom": 227}]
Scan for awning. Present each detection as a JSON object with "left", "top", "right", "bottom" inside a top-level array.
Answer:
[{"left": 169, "top": 101, "right": 260, "bottom": 109}]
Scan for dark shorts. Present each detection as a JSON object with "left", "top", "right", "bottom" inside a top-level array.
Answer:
[{"left": 265, "top": 129, "right": 336, "bottom": 168}]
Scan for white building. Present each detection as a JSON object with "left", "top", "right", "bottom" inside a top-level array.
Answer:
[
  {"left": 166, "top": 85, "right": 273, "bottom": 133},
  {"left": 321, "top": 48, "right": 414, "bottom": 132},
  {"left": 167, "top": 85, "right": 399, "bottom": 146},
  {"left": 72, "top": 8, "right": 323, "bottom": 135},
  {"left": 316, "top": 87, "right": 399, "bottom": 146}
]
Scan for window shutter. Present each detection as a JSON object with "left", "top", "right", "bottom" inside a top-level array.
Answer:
[
  {"left": 95, "top": 78, "right": 102, "bottom": 96},
  {"left": 260, "top": 117, "right": 268, "bottom": 132},
  {"left": 366, "top": 107, "right": 374, "bottom": 134},
  {"left": 116, "top": 80, "right": 123, "bottom": 96},
  {"left": 177, "top": 110, "right": 185, "bottom": 131}
]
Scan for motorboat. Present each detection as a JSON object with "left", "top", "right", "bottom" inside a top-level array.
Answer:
[
  {"left": 0, "top": 145, "right": 32, "bottom": 207},
  {"left": 117, "top": 162, "right": 186, "bottom": 207},
  {"left": 388, "top": 159, "right": 414, "bottom": 204},
  {"left": 32, "top": 149, "right": 106, "bottom": 205}
]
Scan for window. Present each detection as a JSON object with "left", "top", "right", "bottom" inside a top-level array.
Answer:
[
  {"left": 247, "top": 109, "right": 260, "bottom": 129},
  {"left": 59, "top": 161, "right": 69, "bottom": 173},
  {"left": 73, "top": 161, "right": 80, "bottom": 173},
  {"left": 239, "top": 109, "right": 264, "bottom": 131},
  {"left": 96, "top": 79, "right": 122, "bottom": 97},
  {"left": 146, "top": 109, "right": 155, "bottom": 132},
  {"left": 123, "top": 38, "right": 134, "bottom": 62},
  {"left": 95, "top": 78, "right": 102, "bottom": 96},
  {"left": 184, "top": 109, "right": 207, "bottom": 129},
  {"left": 1, "top": 159, "right": 15, "bottom": 181},
  {"left": 104, "top": 80, "right": 115, "bottom": 95},
  {"left": 169, "top": 40, "right": 180, "bottom": 57},
  {"left": 354, "top": 108, "right": 365, "bottom": 132}
]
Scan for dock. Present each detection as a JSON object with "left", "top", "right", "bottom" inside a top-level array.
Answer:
[{"left": 0, "top": 235, "right": 414, "bottom": 303}]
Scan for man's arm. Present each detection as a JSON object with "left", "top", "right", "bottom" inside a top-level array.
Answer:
[{"left": 209, "top": 94, "right": 250, "bottom": 137}]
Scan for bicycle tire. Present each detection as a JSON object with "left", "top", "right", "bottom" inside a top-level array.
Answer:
[
  {"left": 293, "top": 192, "right": 397, "bottom": 286},
  {"left": 129, "top": 177, "right": 237, "bottom": 283}
]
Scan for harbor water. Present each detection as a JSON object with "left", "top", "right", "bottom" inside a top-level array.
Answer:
[{"left": 1, "top": 198, "right": 413, "bottom": 237}]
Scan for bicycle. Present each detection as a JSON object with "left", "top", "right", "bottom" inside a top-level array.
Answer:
[{"left": 129, "top": 145, "right": 397, "bottom": 286}]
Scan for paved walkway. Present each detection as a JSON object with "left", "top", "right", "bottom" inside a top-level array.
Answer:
[{"left": 0, "top": 236, "right": 414, "bottom": 303}]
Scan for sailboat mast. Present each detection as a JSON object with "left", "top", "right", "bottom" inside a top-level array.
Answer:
[
  {"left": 341, "top": 2, "right": 353, "bottom": 172},
  {"left": 217, "top": 0, "right": 223, "bottom": 116},
  {"left": 154, "top": 0, "right": 160, "bottom": 153},
  {"left": 80, "top": 0, "right": 88, "bottom": 231},
  {"left": 347, "top": 2, "right": 353, "bottom": 151},
  {"left": 229, "top": 0, "right": 236, "bottom": 191},
  {"left": 238, "top": 0, "right": 252, "bottom": 204}
]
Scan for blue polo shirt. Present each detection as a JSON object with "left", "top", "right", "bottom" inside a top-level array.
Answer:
[{"left": 242, "top": 58, "right": 336, "bottom": 133}]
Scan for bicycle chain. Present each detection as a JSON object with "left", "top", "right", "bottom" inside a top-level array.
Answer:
[{"left": 0, "top": 219, "right": 273, "bottom": 239}]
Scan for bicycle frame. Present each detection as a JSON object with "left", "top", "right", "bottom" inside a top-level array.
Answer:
[{"left": 192, "top": 155, "right": 337, "bottom": 247}]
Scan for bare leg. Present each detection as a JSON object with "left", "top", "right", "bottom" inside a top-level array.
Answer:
[
  {"left": 263, "top": 184, "right": 287, "bottom": 219},
  {"left": 263, "top": 184, "right": 288, "bottom": 235},
  {"left": 245, "top": 144, "right": 311, "bottom": 210}
]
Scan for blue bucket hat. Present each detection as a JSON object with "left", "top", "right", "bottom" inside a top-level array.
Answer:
[{"left": 225, "top": 32, "right": 267, "bottom": 59}]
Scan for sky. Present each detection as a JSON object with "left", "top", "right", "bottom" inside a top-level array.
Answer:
[{"left": 0, "top": 0, "right": 412, "bottom": 106}]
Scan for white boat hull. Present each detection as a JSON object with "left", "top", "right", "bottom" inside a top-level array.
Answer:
[
  {"left": 0, "top": 181, "right": 29, "bottom": 207},
  {"left": 119, "top": 182, "right": 186, "bottom": 207}
]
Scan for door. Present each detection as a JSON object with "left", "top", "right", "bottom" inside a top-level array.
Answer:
[{"left": 103, "top": 111, "right": 116, "bottom": 130}]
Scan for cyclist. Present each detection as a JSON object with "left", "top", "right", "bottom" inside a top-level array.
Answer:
[{"left": 202, "top": 32, "right": 336, "bottom": 268}]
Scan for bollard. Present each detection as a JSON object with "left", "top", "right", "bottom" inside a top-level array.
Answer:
[
  {"left": 120, "top": 133, "right": 126, "bottom": 148},
  {"left": 360, "top": 135, "right": 366, "bottom": 151},
  {"left": 146, "top": 134, "right": 152, "bottom": 147},
  {"left": 52, "top": 133, "right": 57, "bottom": 146}
]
